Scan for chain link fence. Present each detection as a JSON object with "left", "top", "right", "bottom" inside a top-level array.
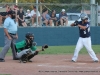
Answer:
[{"left": 0, "top": 3, "right": 98, "bottom": 27}]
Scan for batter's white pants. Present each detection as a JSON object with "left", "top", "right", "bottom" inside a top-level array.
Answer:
[
  {"left": 72, "top": 37, "right": 99, "bottom": 62},
  {"left": 17, "top": 49, "right": 35, "bottom": 58}
]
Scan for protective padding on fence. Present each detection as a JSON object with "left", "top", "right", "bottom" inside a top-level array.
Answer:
[{"left": 0, "top": 26, "right": 100, "bottom": 46}]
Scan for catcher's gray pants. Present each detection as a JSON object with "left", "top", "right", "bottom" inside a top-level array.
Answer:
[
  {"left": 17, "top": 49, "right": 35, "bottom": 58},
  {"left": 0, "top": 34, "right": 17, "bottom": 59}
]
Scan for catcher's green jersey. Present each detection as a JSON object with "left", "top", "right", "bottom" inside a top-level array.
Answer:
[{"left": 15, "top": 40, "right": 37, "bottom": 53}]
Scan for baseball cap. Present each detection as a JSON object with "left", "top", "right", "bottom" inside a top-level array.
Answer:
[
  {"left": 62, "top": 9, "right": 65, "bottom": 12},
  {"left": 33, "top": 6, "right": 36, "bottom": 9},
  {"left": 27, "top": 9, "right": 30, "bottom": 11}
]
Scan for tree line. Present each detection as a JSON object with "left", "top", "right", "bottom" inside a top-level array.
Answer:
[{"left": 0, "top": 0, "right": 100, "bottom": 4}]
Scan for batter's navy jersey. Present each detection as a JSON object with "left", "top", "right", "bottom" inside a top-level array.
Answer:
[{"left": 78, "top": 21, "right": 90, "bottom": 38}]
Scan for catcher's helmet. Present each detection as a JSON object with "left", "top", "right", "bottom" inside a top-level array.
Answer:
[{"left": 25, "top": 32, "right": 34, "bottom": 39}]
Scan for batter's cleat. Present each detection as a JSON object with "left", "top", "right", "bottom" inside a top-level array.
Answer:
[
  {"left": 94, "top": 60, "right": 99, "bottom": 63},
  {"left": 71, "top": 60, "right": 76, "bottom": 62},
  {"left": 0, "top": 58, "right": 5, "bottom": 62}
]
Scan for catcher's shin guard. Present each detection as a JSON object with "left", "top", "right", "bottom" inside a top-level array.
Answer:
[
  {"left": 27, "top": 54, "right": 35, "bottom": 62},
  {"left": 34, "top": 51, "right": 39, "bottom": 55},
  {"left": 20, "top": 54, "right": 28, "bottom": 63},
  {"left": 27, "top": 51, "right": 39, "bottom": 61}
]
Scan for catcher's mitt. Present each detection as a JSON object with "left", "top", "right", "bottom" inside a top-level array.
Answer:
[{"left": 42, "top": 44, "right": 48, "bottom": 51}]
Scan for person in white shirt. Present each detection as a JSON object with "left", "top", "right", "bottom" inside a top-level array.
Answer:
[
  {"left": 25, "top": 9, "right": 32, "bottom": 26},
  {"left": 31, "top": 6, "right": 41, "bottom": 26},
  {"left": 26, "top": 9, "right": 31, "bottom": 17}
]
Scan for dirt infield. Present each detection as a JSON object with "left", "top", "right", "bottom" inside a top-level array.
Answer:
[{"left": 0, "top": 54, "right": 100, "bottom": 75}]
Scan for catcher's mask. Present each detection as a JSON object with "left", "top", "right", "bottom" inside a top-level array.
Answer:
[{"left": 25, "top": 32, "right": 34, "bottom": 43}]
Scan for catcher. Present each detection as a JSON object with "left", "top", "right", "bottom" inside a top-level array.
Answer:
[{"left": 15, "top": 32, "right": 48, "bottom": 63}]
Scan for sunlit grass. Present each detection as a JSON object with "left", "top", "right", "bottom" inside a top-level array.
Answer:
[{"left": 0, "top": 45, "right": 100, "bottom": 56}]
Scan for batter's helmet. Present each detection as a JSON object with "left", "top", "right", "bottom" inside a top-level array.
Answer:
[
  {"left": 80, "top": 13, "right": 88, "bottom": 21},
  {"left": 81, "top": 16, "right": 88, "bottom": 21}
]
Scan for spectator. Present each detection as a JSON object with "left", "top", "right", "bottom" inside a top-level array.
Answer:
[
  {"left": 13, "top": 5, "right": 19, "bottom": 11},
  {"left": 11, "top": 5, "right": 19, "bottom": 15},
  {"left": 25, "top": 9, "right": 31, "bottom": 26},
  {"left": 42, "top": 8, "right": 53, "bottom": 26},
  {"left": 50, "top": 10, "right": 58, "bottom": 26},
  {"left": 5, "top": 5, "right": 11, "bottom": 18},
  {"left": 17, "top": 7, "right": 27, "bottom": 27},
  {"left": 59, "top": 9, "right": 68, "bottom": 26},
  {"left": 0, "top": 4, "right": 8, "bottom": 26},
  {"left": 6, "top": 5, "right": 10, "bottom": 12},
  {"left": 26, "top": 9, "right": 31, "bottom": 18},
  {"left": 31, "top": 6, "right": 40, "bottom": 26},
  {"left": 0, "top": 15, "right": 2, "bottom": 25}
]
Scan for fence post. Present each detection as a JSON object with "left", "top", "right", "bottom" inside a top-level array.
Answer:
[
  {"left": 16, "top": 0, "right": 18, "bottom": 5},
  {"left": 40, "top": 2, "right": 42, "bottom": 26},
  {"left": 90, "top": 0, "right": 96, "bottom": 26},
  {"left": 36, "top": 0, "right": 38, "bottom": 26},
  {"left": 96, "top": 3, "right": 98, "bottom": 26}
]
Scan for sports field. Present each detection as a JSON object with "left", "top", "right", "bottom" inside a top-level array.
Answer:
[
  {"left": 0, "top": 45, "right": 100, "bottom": 75},
  {"left": 0, "top": 45, "right": 99, "bottom": 55}
]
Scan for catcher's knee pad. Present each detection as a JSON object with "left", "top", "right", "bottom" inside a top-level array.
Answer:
[
  {"left": 26, "top": 50, "right": 32, "bottom": 55},
  {"left": 27, "top": 51, "right": 38, "bottom": 60},
  {"left": 27, "top": 54, "right": 35, "bottom": 60}
]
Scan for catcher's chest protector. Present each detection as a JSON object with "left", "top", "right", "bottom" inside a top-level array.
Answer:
[
  {"left": 19, "top": 40, "right": 32, "bottom": 50},
  {"left": 24, "top": 39, "right": 32, "bottom": 49}
]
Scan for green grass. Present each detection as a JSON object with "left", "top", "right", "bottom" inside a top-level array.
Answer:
[
  {"left": 39, "top": 45, "right": 100, "bottom": 55},
  {"left": 0, "top": 45, "right": 100, "bottom": 56}
]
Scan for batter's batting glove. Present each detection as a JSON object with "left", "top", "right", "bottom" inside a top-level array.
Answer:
[
  {"left": 74, "top": 20, "right": 78, "bottom": 26},
  {"left": 42, "top": 44, "right": 48, "bottom": 51}
]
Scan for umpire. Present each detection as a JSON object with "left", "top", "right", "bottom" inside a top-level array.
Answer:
[{"left": 0, "top": 10, "right": 18, "bottom": 62}]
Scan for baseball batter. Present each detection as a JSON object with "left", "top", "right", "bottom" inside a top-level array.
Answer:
[{"left": 71, "top": 16, "right": 99, "bottom": 62}]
